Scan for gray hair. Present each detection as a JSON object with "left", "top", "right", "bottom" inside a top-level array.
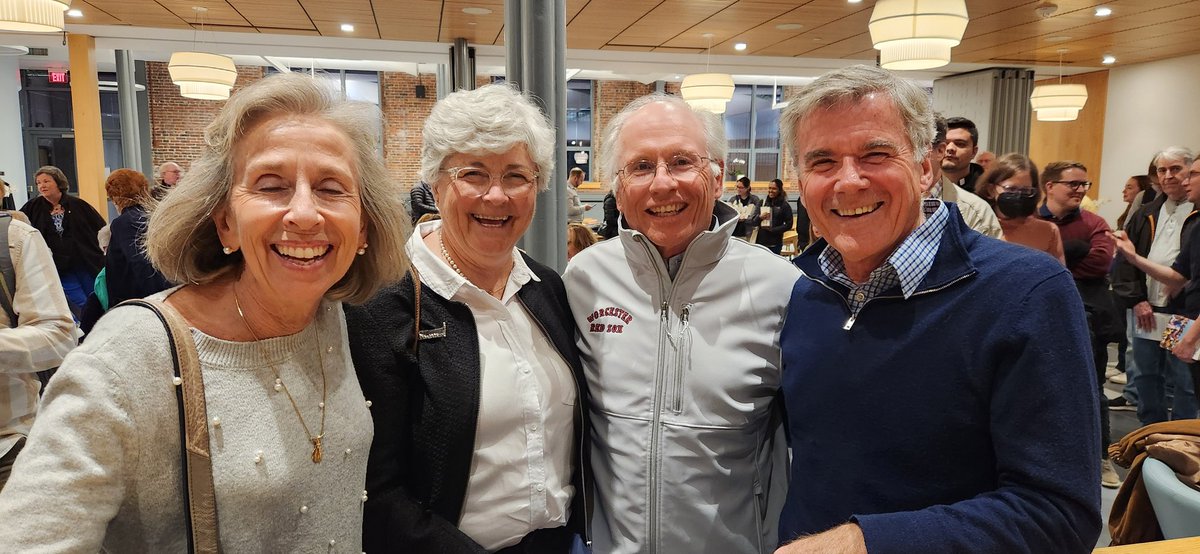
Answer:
[
  {"left": 781, "top": 64, "right": 934, "bottom": 173},
  {"left": 599, "top": 93, "right": 727, "bottom": 192},
  {"left": 420, "top": 83, "right": 556, "bottom": 192},
  {"left": 146, "top": 72, "right": 411, "bottom": 305},
  {"left": 1154, "top": 146, "right": 1195, "bottom": 167}
]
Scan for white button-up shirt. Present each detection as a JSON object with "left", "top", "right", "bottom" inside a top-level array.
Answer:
[{"left": 408, "top": 221, "right": 576, "bottom": 551}]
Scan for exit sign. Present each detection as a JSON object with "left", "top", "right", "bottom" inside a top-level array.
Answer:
[{"left": 48, "top": 71, "right": 69, "bottom": 84}]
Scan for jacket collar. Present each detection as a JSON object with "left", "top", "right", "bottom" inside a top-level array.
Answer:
[
  {"left": 796, "top": 201, "right": 978, "bottom": 295},
  {"left": 616, "top": 200, "right": 736, "bottom": 274}
]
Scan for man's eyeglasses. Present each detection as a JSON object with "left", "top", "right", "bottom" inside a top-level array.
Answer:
[
  {"left": 617, "top": 152, "right": 712, "bottom": 187},
  {"left": 1051, "top": 180, "right": 1092, "bottom": 191},
  {"left": 443, "top": 166, "right": 539, "bottom": 197}
]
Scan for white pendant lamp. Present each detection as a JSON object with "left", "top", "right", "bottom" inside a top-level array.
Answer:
[
  {"left": 680, "top": 33, "right": 734, "bottom": 114},
  {"left": 0, "top": 0, "right": 71, "bottom": 32},
  {"left": 869, "top": 0, "right": 969, "bottom": 71},
  {"left": 1031, "top": 49, "right": 1087, "bottom": 122},
  {"left": 169, "top": 7, "right": 237, "bottom": 101},
  {"left": 682, "top": 73, "right": 734, "bottom": 114}
]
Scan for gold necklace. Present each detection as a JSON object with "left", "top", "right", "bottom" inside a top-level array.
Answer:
[
  {"left": 233, "top": 289, "right": 327, "bottom": 463},
  {"left": 439, "top": 231, "right": 507, "bottom": 296}
]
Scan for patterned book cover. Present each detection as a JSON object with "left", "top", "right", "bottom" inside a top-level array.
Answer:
[{"left": 1161, "top": 314, "right": 1195, "bottom": 355}]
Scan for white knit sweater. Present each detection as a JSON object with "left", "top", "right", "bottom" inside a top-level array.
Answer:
[{"left": 0, "top": 291, "right": 373, "bottom": 553}]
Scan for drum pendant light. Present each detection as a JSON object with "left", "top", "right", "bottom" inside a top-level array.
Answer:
[
  {"left": 0, "top": 0, "right": 71, "bottom": 33},
  {"left": 1031, "top": 50, "right": 1087, "bottom": 122},
  {"left": 168, "top": 7, "right": 237, "bottom": 100},
  {"left": 681, "top": 33, "right": 734, "bottom": 114},
  {"left": 869, "top": 0, "right": 969, "bottom": 70}
]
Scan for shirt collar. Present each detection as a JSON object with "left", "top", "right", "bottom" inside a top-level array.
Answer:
[
  {"left": 408, "top": 220, "right": 538, "bottom": 302},
  {"left": 1038, "top": 203, "right": 1079, "bottom": 223},
  {"left": 818, "top": 198, "right": 948, "bottom": 298}
]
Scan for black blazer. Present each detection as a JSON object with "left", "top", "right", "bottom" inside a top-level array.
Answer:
[
  {"left": 345, "top": 252, "right": 591, "bottom": 553},
  {"left": 20, "top": 193, "right": 106, "bottom": 275}
]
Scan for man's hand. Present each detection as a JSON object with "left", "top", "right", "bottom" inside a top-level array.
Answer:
[
  {"left": 1134, "top": 301, "right": 1154, "bottom": 332},
  {"left": 585, "top": 204, "right": 593, "bottom": 211},
  {"left": 774, "top": 524, "right": 867, "bottom": 554},
  {"left": 1108, "top": 230, "right": 1136, "bottom": 260},
  {"left": 1172, "top": 335, "right": 1198, "bottom": 362}
]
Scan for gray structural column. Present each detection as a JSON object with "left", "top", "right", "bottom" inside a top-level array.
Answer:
[
  {"left": 435, "top": 63, "right": 451, "bottom": 100},
  {"left": 115, "top": 50, "right": 148, "bottom": 176},
  {"left": 450, "top": 38, "right": 476, "bottom": 92},
  {"left": 506, "top": 0, "right": 568, "bottom": 271}
]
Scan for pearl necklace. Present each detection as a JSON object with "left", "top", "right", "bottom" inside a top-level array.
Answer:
[
  {"left": 439, "top": 232, "right": 507, "bottom": 297},
  {"left": 234, "top": 289, "right": 327, "bottom": 464}
]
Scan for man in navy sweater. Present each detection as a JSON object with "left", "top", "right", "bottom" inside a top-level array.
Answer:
[{"left": 774, "top": 65, "right": 1101, "bottom": 554}]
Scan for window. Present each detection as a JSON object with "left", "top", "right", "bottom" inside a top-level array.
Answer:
[
  {"left": 723, "top": 85, "right": 782, "bottom": 181},
  {"left": 566, "top": 79, "right": 593, "bottom": 180}
]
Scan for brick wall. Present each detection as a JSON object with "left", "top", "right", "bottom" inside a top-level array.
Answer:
[
  {"left": 592, "top": 80, "right": 656, "bottom": 184},
  {"left": 380, "top": 72, "right": 436, "bottom": 187},
  {"left": 146, "top": 62, "right": 265, "bottom": 172}
]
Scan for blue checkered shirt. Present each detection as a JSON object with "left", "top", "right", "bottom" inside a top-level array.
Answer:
[{"left": 818, "top": 198, "right": 948, "bottom": 328}]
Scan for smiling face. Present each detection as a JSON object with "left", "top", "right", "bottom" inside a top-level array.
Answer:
[
  {"left": 36, "top": 173, "right": 62, "bottom": 204},
  {"left": 215, "top": 114, "right": 366, "bottom": 309},
  {"left": 1044, "top": 167, "right": 1088, "bottom": 213},
  {"left": 793, "top": 94, "right": 931, "bottom": 281},
  {"left": 433, "top": 144, "right": 538, "bottom": 268},
  {"left": 614, "top": 101, "right": 722, "bottom": 259}
]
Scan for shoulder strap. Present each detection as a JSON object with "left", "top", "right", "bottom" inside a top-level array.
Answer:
[
  {"left": 121, "top": 298, "right": 221, "bottom": 554},
  {"left": 0, "top": 213, "right": 16, "bottom": 327}
]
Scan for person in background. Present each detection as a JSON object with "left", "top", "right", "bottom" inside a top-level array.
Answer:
[
  {"left": 923, "top": 115, "right": 1002, "bottom": 239},
  {"left": 151, "top": 162, "right": 182, "bottom": 201},
  {"left": 0, "top": 71, "right": 411, "bottom": 552},
  {"left": 728, "top": 176, "right": 762, "bottom": 240},
  {"left": 410, "top": 180, "right": 439, "bottom": 221},
  {"left": 942, "top": 117, "right": 985, "bottom": 194},
  {"left": 973, "top": 153, "right": 1064, "bottom": 264},
  {"left": 566, "top": 167, "right": 593, "bottom": 224},
  {"left": 345, "top": 83, "right": 588, "bottom": 553},
  {"left": 0, "top": 211, "right": 77, "bottom": 491},
  {"left": 20, "top": 165, "right": 106, "bottom": 318},
  {"left": 756, "top": 178, "right": 794, "bottom": 255},
  {"left": 600, "top": 188, "right": 620, "bottom": 239},
  {"left": 1, "top": 178, "right": 14, "bottom": 211},
  {"left": 975, "top": 150, "right": 995, "bottom": 171},
  {"left": 567, "top": 223, "right": 598, "bottom": 261},
  {"left": 776, "top": 64, "right": 1099, "bottom": 554},
  {"left": 102, "top": 169, "right": 172, "bottom": 309},
  {"left": 1117, "top": 175, "right": 1156, "bottom": 231}
]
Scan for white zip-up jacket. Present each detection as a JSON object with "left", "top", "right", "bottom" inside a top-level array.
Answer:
[{"left": 564, "top": 202, "right": 800, "bottom": 553}]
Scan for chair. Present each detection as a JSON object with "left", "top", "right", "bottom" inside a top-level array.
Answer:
[{"left": 1143, "top": 457, "right": 1200, "bottom": 539}]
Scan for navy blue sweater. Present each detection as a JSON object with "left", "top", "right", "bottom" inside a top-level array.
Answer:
[{"left": 779, "top": 207, "right": 1101, "bottom": 553}]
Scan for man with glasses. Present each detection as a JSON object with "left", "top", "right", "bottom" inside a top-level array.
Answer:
[
  {"left": 1113, "top": 147, "right": 1200, "bottom": 425},
  {"left": 563, "top": 93, "right": 799, "bottom": 553},
  {"left": 775, "top": 65, "right": 1098, "bottom": 553},
  {"left": 1038, "top": 161, "right": 1122, "bottom": 488}
]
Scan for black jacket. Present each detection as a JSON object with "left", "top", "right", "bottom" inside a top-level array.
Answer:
[
  {"left": 105, "top": 205, "right": 171, "bottom": 307},
  {"left": 755, "top": 197, "right": 793, "bottom": 248},
  {"left": 20, "top": 193, "right": 106, "bottom": 275},
  {"left": 1112, "top": 194, "right": 1200, "bottom": 311},
  {"left": 410, "top": 181, "right": 438, "bottom": 221},
  {"left": 600, "top": 191, "right": 619, "bottom": 240},
  {"left": 345, "top": 253, "right": 591, "bottom": 553}
]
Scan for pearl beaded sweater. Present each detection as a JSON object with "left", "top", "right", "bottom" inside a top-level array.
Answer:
[{"left": 0, "top": 290, "right": 373, "bottom": 553}]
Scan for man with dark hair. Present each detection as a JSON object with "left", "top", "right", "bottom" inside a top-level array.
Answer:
[
  {"left": 1112, "top": 146, "right": 1199, "bottom": 425},
  {"left": 1037, "top": 160, "right": 1121, "bottom": 488},
  {"left": 942, "top": 117, "right": 985, "bottom": 194},
  {"left": 925, "top": 115, "right": 1001, "bottom": 238},
  {"left": 727, "top": 176, "right": 761, "bottom": 240},
  {"left": 566, "top": 167, "right": 593, "bottom": 224}
]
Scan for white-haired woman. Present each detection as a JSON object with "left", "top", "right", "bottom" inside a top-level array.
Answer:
[
  {"left": 0, "top": 72, "right": 410, "bottom": 551},
  {"left": 345, "top": 83, "right": 589, "bottom": 553}
]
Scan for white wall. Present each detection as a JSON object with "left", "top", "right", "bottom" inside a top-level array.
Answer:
[
  {"left": 932, "top": 70, "right": 995, "bottom": 153},
  {"left": 1099, "top": 52, "right": 1200, "bottom": 226},
  {"left": 0, "top": 57, "right": 26, "bottom": 207}
]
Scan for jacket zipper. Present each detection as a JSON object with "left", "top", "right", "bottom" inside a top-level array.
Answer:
[
  {"left": 670, "top": 304, "right": 692, "bottom": 414},
  {"left": 516, "top": 295, "right": 593, "bottom": 549},
  {"left": 800, "top": 271, "right": 976, "bottom": 330}
]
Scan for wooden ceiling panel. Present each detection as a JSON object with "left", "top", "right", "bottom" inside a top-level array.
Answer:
[
  {"left": 658, "top": 0, "right": 800, "bottom": 51},
  {"left": 610, "top": 1, "right": 735, "bottom": 47},
  {"left": 65, "top": 1, "right": 124, "bottom": 25},
  {"left": 299, "top": 0, "right": 379, "bottom": 38},
  {"left": 84, "top": 0, "right": 190, "bottom": 27},
  {"left": 374, "top": 0, "right": 440, "bottom": 41},
  {"left": 567, "top": 0, "right": 659, "bottom": 49},
  {"left": 441, "top": 1, "right": 505, "bottom": 45},
  {"left": 802, "top": 33, "right": 876, "bottom": 60},
  {"left": 743, "top": 0, "right": 870, "bottom": 57},
  {"left": 226, "top": 0, "right": 314, "bottom": 31},
  {"left": 158, "top": 1, "right": 250, "bottom": 27}
]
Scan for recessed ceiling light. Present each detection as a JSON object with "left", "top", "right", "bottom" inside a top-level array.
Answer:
[
  {"left": 1045, "top": 35, "right": 1072, "bottom": 43},
  {"left": 462, "top": 7, "right": 492, "bottom": 15},
  {"left": 674, "top": 75, "right": 682, "bottom": 79},
  {"left": 733, "top": 42, "right": 747, "bottom": 51},
  {"left": 67, "top": 9, "right": 83, "bottom": 17},
  {"left": 1095, "top": 6, "right": 1112, "bottom": 17},
  {"left": 776, "top": 23, "right": 803, "bottom": 30},
  {"left": 1102, "top": 55, "right": 1116, "bottom": 64},
  {"left": 848, "top": 0, "right": 863, "bottom": 4},
  {"left": 340, "top": 23, "right": 354, "bottom": 32}
]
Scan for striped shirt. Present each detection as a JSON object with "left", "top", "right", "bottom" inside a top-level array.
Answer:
[
  {"left": 818, "top": 198, "right": 948, "bottom": 327},
  {"left": 1, "top": 217, "right": 78, "bottom": 457}
]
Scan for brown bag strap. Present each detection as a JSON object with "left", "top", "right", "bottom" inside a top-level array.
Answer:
[{"left": 122, "top": 298, "right": 221, "bottom": 553}]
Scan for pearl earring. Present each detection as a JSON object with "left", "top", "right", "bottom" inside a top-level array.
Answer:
[
  {"left": 357, "top": 243, "right": 368, "bottom": 256},
  {"left": 223, "top": 246, "right": 233, "bottom": 255}
]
